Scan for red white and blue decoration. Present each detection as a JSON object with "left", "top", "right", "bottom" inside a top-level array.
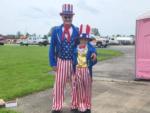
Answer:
[
  {"left": 79, "top": 24, "right": 91, "bottom": 39},
  {"left": 60, "top": 4, "right": 74, "bottom": 15}
]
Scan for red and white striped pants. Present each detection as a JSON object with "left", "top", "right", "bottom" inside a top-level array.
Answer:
[
  {"left": 75, "top": 67, "right": 92, "bottom": 112},
  {"left": 52, "top": 58, "right": 78, "bottom": 110}
]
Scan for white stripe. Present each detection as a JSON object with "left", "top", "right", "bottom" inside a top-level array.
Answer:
[
  {"left": 67, "top": 4, "right": 69, "bottom": 12},
  {"left": 82, "top": 25, "right": 86, "bottom": 33},
  {"left": 57, "top": 33, "right": 61, "bottom": 43},
  {"left": 72, "top": 5, "right": 73, "bottom": 12},
  {"left": 63, "top": 4, "right": 65, "bottom": 12}
]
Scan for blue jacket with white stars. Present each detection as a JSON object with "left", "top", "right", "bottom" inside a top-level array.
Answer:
[
  {"left": 49, "top": 24, "right": 79, "bottom": 67},
  {"left": 73, "top": 43, "right": 97, "bottom": 77}
]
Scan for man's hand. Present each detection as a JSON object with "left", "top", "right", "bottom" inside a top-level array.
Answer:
[
  {"left": 91, "top": 53, "right": 97, "bottom": 61},
  {"left": 52, "top": 66, "right": 57, "bottom": 72}
]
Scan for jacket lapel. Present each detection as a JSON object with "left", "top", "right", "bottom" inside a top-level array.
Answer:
[
  {"left": 70, "top": 24, "right": 76, "bottom": 41},
  {"left": 58, "top": 24, "right": 77, "bottom": 42},
  {"left": 58, "top": 24, "right": 63, "bottom": 43}
]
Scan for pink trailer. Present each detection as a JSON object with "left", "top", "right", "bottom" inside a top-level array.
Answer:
[{"left": 136, "top": 11, "right": 150, "bottom": 80}]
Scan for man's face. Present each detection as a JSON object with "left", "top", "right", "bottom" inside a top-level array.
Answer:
[{"left": 62, "top": 15, "right": 73, "bottom": 25}]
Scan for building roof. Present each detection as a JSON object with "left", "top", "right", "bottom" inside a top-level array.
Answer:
[{"left": 137, "top": 11, "right": 150, "bottom": 20}]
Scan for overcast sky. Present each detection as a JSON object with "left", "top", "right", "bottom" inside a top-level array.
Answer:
[{"left": 0, "top": 0, "right": 149, "bottom": 36}]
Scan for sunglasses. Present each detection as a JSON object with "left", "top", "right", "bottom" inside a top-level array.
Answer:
[{"left": 64, "top": 16, "right": 73, "bottom": 19}]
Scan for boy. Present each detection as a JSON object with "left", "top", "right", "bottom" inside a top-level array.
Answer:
[{"left": 72, "top": 24, "right": 97, "bottom": 113}]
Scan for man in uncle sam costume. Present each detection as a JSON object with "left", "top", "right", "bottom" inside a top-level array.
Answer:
[
  {"left": 72, "top": 24, "right": 97, "bottom": 113},
  {"left": 49, "top": 4, "right": 97, "bottom": 113}
]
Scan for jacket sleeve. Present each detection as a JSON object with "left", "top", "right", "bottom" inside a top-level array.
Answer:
[
  {"left": 74, "top": 26, "right": 80, "bottom": 47},
  {"left": 88, "top": 44, "right": 97, "bottom": 77},
  {"left": 89, "top": 43, "right": 97, "bottom": 66},
  {"left": 49, "top": 27, "right": 57, "bottom": 67}
]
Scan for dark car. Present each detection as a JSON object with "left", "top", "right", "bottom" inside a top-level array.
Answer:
[
  {"left": 38, "top": 40, "right": 49, "bottom": 46},
  {"left": 0, "top": 37, "right": 5, "bottom": 45},
  {"left": 20, "top": 42, "right": 29, "bottom": 46}
]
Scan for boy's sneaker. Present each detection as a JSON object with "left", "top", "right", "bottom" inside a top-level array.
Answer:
[
  {"left": 51, "top": 110, "right": 61, "bottom": 113},
  {"left": 86, "top": 109, "right": 91, "bottom": 113},
  {"left": 78, "top": 111, "right": 87, "bottom": 113},
  {"left": 71, "top": 109, "right": 78, "bottom": 113}
]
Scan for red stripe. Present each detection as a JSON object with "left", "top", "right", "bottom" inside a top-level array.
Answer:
[
  {"left": 71, "top": 67, "right": 79, "bottom": 109},
  {"left": 80, "top": 24, "right": 83, "bottom": 35},
  {"left": 86, "top": 25, "right": 91, "bottom": 35},
  {"left": 57, "top": 59, "right": 61, "bottom": 110},
  {"left": 52, "top": 58, "right": 74, "bottom": 110},
  {"left": 75, "top": 68, "right": 92, "bottom": 111}
]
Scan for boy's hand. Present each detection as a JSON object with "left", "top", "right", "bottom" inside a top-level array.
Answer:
[
  {"left": 52, "top": 66, "right": 57, "bottom": 72},
  {"left": 91, "top": 53, "right": 97, "bottom": 61}
]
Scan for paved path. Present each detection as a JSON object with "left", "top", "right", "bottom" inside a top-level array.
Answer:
[
  {"left": 93, "top": 45, "right": 135, "bottom": 81},
  {"left": 10, "top": 45, "right": 150, "bottom": 113}
]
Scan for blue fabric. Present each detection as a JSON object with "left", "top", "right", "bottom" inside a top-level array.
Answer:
[
  {"left": 49, "top": 24, "right": 79, "bottom": 67},
  {"left": 80, "top": 33, "right": 89, "bottom": 38},
  {"left": 73, "top": 43, "right": 97, "bottom": 77},
  {"left": 58, "top": 38, "right": 74, "bottom": 60}
]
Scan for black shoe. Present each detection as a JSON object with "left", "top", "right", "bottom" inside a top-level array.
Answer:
[
  {"left": 86, "top": 109, "right": 91, "bottom": 113},
  {"left": 52, "top": 110, "right": 61, "bottom": 113},
  {"left": 71, "top": 109, "right": 78, "bottom": 113},
  {"left": 78, "top": 111, "right": 86, "bottom": 113}
]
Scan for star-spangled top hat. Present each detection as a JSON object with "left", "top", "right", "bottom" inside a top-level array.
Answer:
[
  {"left": 60, "top": 4, "right": 75, "bottom": 15},
  {"left": 79, "top": 24, "right": 92, "bottom": 40}
]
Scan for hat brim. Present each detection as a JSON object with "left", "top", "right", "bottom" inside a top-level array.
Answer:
[
  {"left": 60, "top": 12, "right": 75, "bottom": 16},
  {"left": 78, "top": 37, "right": 91, "bottom": 41}
]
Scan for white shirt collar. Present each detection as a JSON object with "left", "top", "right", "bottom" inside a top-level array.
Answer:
[{"left": 62, "top": 26, "right": 73, "bottom": 36}]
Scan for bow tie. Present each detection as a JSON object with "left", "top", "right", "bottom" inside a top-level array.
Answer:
[{"left": 79, "top": 45, "right": 86, "bottom": 49}]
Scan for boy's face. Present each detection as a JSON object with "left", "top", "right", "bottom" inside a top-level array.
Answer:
[
  {"left": 91, "top": 39, "right": 97, "bottom": 43},
  {"left": 79, "top": 38, "right": 88, "bottom": 44}
]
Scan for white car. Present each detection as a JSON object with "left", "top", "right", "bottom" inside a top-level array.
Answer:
[{"left": 91, "top": 34, "right": 109, "bottom": 48}]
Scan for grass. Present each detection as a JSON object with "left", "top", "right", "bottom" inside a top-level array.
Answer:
[
  {"left": 97, "top": 48, "right": 123, "bottom": 61},
  {"left": 0, "top": 45, "right": 123, "bottom": 113},
  {"left": 0, "top": 109, "right": 19, "bottom": 113},
  {"left": 0, "top": 45, "right": 54, "bottom": 101}
]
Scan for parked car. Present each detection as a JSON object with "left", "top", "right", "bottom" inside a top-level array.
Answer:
[
  {"left": 108, "top": 37, "right": 135, "bottom": 45},
  {"left": 18, "top": 35, "right": 49, "bottom": 46},
  {"left": 91, "top": 34, "right": 109, "bottom": 48},
  {"left": 38, "top": 40, "right": 49, "bottom": 46},
  {"left": 108, "top": 37, "right": 120, "bottom": 45},
  {"left": 20, "top": 41, "right": 28, "bottom": 46},
  {"left": 0, "top": 37, "right": 5, "bottom": 45}
]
